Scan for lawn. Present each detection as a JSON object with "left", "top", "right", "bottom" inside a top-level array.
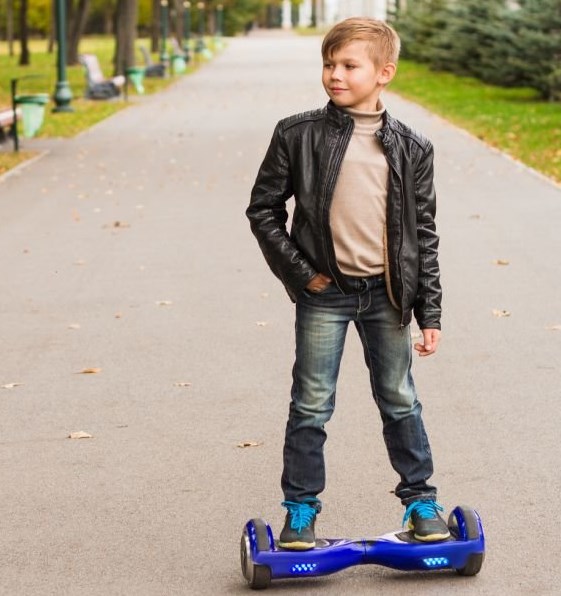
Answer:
[
  {"left": 0, "top": 37, "right": 193, "bottom": 173},
  {"left": 391, "top": 61, "right": 561, "bottom": 183}
]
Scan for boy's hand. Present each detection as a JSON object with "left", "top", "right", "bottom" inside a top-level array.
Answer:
[
  {"left": 414, "top": 328, "right": 440, "bottom": 357},
  {"left": 306, "top": 273, "right": 332, "bottom": 293}
]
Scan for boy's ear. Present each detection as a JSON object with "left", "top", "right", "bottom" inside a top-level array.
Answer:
[{"left": 379, "top": 62, "right": 397, "bottom": 85}]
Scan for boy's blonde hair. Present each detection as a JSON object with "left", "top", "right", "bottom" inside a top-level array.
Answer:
[{"left": 322, "top": 17, "right": 401, "bottom": 68}]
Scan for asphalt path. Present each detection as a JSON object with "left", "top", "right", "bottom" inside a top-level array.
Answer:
[{"left": 1, "top": 31, "right": 560, "bottom": 595}]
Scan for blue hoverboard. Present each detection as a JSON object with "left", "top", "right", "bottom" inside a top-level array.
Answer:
[{"left": 241, "top": 505, "right": 485, "bottom": 589}]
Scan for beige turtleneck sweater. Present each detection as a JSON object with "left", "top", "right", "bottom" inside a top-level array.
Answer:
[{"left": 330, "top": 102, "right": 388, "bottom": 277}]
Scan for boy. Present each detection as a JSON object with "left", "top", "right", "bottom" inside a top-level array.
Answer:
[{"left": 246, "top": 17, "right": 449, "bottom": 550}]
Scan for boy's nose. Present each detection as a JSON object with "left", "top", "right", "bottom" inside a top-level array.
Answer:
[{"left": 331, "top": 67, "right": 343, "bottom": 81}]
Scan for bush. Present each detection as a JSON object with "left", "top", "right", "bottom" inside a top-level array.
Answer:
[{"left": 392, "top": 0, "right": 561, "bottom": 101}]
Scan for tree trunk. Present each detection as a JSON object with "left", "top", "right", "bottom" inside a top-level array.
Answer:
[
  {"left": 67, "top": 0, "right": 91, "bottom": 65},
  {"left": 7, "top": 0, "right": 15, "bottom": 56},
  {"left": 48, "top": 0, "right": 56, "bottom": 53},
  {"left": 151, "top": 0, "right": 160, "bottom": 53},
  {"left": 19, "top": 0, "right": 30, "bottom": 65},
  {"left": 114, "top": 0, "right": 139, "bottom": 75}
]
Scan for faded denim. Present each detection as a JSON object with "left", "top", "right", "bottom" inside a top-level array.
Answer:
[{"left": 281, "top": 275, "right": 437, "bottom": 506}]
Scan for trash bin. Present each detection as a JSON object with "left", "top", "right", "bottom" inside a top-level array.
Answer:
[
  {"left": 171, "top": 55, "right": 187, "bottom": 74},
  {"left": 126, "top": 66, "right": 146, "bottom": 94},
  {"left": 14, "top": 93, "right": 49, "bottom": 138}
]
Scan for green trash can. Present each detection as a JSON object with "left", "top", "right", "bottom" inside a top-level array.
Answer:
[
  {"left": 126, "top": 66, "right": 146, "bottom": 94},
  {"left": 171, "top": 55, "right": 187, "bottom": 74},
  {"left": 15, "top": 93, "right": 49, "bottom": 138}
]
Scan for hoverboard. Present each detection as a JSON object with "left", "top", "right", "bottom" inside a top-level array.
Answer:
[{"left": 241, "top": 505, "right": 484, "bottom": 589}]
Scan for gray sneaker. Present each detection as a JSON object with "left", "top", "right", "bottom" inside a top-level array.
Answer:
[
  {"left": 278, "top": 500, "right": 319, "bottom": 550},
  {"left": 403, "top": 500, "right": 451, "bottom": 542}
]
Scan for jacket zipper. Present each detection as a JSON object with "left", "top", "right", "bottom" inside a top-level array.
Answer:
[
  {"left": 386, "top": 151, "right": 407, "bottom": 328},
  {"left": 321, "top": 119, "right": 354, "bottom": 293}
]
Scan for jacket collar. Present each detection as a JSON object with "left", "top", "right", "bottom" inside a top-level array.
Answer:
[{"left": 326, "top": 100, "right": 395, "bottom": 136}]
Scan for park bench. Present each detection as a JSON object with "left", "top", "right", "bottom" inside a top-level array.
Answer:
[
  {"left": 79, "top": 54, "right": 125, "bottom": 100},
  {"left": 0, "top": 107, "right": 22, "bottom": 144},
  {"left": 139, "top": 47, "right": 166, "bottom": 77}
]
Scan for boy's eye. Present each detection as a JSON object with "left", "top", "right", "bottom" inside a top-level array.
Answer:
[
  {"left": 345, "top": 64, "right": 357, "bottom": 69},
  {"left": 323, "top": 63, "right": 333, "bottom": 69}
]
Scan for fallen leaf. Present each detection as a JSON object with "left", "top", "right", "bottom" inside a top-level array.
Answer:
[
  {"left": 114, "top": 312, "right": 123, "bottom": 319},
  {"left": 256, "top": 321, "right": 268, "bottom": 327},
  {"left": 1, "top": 382, "right": 24, "bottom": 389},
  {"left": 260, "top": 292, "right": 269, "bottom": 299},
  {"left": 469, "top": 214, "right": 481, "bottom": 220},
  {"left": 73, "top": 259, "right": 87, "bottom": 266},
  {"left": 174, "top": 382, "right": 192, "bottom": 387},
  {"left": 103, "top": 220, "right": 130, "bottom": 229},
  {"left": 68, "top": 431, "right": 93, "bottom": 439},
  {"left": 493, "top": 259, "right": 510, "bottom": 266},
  {"left": 156, "top": 300, "right": 173, "bottom": 306},
  {"left": 546, "top": 324, "right": 561, "bottom": 331},
  {"left": 77, "top": 368, "right": 102, "bottom": 374},
  {"left": 68, "top": 324, "right": 81, "bottom": 330},
  {"left": 492, "top": 309, "right": 511, "bottom": 318},
  {"left": 237, "top": 441, "right": 262, "bottom": 448}
]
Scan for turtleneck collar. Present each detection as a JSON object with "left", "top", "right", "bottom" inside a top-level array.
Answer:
[{"left": 344, "top": 100, "right": 386, "bottom": 131}]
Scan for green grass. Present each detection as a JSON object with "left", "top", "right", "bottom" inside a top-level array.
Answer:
[
  {"left": 391, "top": 61, "right": 561, "bottom": 183},
  {"left": 0, "top": 37, "right": 197, "bottom": 173}
]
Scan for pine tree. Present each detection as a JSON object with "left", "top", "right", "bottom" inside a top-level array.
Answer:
[
  {"left": 506, "top": 0, "right": 561, "bottom": 99},
  {"left": 392, "top": 0, "right": 449, "bottom": 64},
  {"left": 429, "top": 0, "right": 507, "bottom": 79}
]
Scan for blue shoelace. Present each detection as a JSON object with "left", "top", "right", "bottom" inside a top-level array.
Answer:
[
  {"left": 402, "top": 500, "right": 444, "bottom": 526},
  {"left": 282, "top": 501, "right": 317, "bottom": 532}
]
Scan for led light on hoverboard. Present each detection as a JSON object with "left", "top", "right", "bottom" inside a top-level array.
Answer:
[
  {"left": 290, "top": 563, "right": 318, "bottom": 574},
  {"left": 422, "top": 557, "right": 449, "bottom": 568}
]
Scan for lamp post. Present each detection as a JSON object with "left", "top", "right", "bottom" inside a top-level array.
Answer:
[
  {"left": 52, "top": 0, "right": 73, "bottom": 112},
  {"left": 195, "top": 1, "right": 206, "bottom": 56},
  {"left": 160, "top": 0, "right": 170, "bottom": 68},
  {"left": 183, "top": 1, "right": 191, "bottom": 59},
  {"left": 216, "top": 4, "right": 223, "bottom": 37}
]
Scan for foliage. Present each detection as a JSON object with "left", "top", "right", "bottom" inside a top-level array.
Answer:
[
  {"left": 392, "top": 0, "right": 561, "bottom": 100},
  {"left": 392, "top": 0, "right": 449, "bottom": 64},
  {"left": 0, "top": 0, "right": 269, "bottom": 40}
]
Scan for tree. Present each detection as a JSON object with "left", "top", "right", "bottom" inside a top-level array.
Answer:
[
  {"left": 68, "top": 0, "right": 91, "bottom": 64},
  {"left": 429, "top": 0, "right": 507, "bottom": 79},
  {"left": 114, "top": 0, "right": 138, "bottom": 74},
  {"left": 18, "top": 0, "right": 30, "bottom": 65},
  {"left": 506, "top": 0, "right": 561, "bottom": 100},
  {"left": 6, "top": 0, "right": 15, "bottom": 56}
]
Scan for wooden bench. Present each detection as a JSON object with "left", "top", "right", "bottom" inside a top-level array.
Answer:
[
  {"left": 139, "top": 47, "right": 166, "bottom": 78},
  {"left": 0, "top": 107, "right": 22, "bottom": 143},
  {"left": 79, "top": 54, "right": 125, "bottom": 100}
]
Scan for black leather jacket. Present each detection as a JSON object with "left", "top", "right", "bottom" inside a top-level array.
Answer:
[{"left": 247, "top": 101, "right": 441, "bottom": 330}]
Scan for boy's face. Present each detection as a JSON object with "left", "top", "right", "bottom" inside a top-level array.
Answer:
[{"left": 322, "top": 40, "right": 395, "bottom": 112}]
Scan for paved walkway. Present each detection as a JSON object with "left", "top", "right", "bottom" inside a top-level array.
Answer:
[{"left": 1, "top": 33, "right": 560, "bottom": 595}]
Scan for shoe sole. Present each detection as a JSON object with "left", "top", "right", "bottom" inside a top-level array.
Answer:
[
  {"left": 278, "top": 540, "right": 316, "bottom": 550},
  {"left": 408, "top": 520, "right": 451, "bottom": 542},
  {"left": 413, "top": 531, "right": 451, "bottom": 542}
]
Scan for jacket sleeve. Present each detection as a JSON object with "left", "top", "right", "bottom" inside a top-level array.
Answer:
[
  {"left": 413, "top": 141, "right": 442, "bottom": 329},
  {"left": 246, "top": 122, "right": 317, "bottom": 298}
]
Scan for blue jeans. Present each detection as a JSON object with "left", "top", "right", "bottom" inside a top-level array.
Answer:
[{"left": 281, "top": 275, "right": 437, "bottom": 506}]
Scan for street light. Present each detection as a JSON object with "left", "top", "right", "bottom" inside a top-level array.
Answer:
[
  {"left": 183, "top": 1, "right": 191, "bottom": 60},
  {"left": 160, "top": 0, "right": 170, "bottom": 69},
  {"left": 195, "top": 1, "right": 206, "bottom": 56},
  {"left": 52, "top": 0, "right": 73, "bottom": 112}
]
